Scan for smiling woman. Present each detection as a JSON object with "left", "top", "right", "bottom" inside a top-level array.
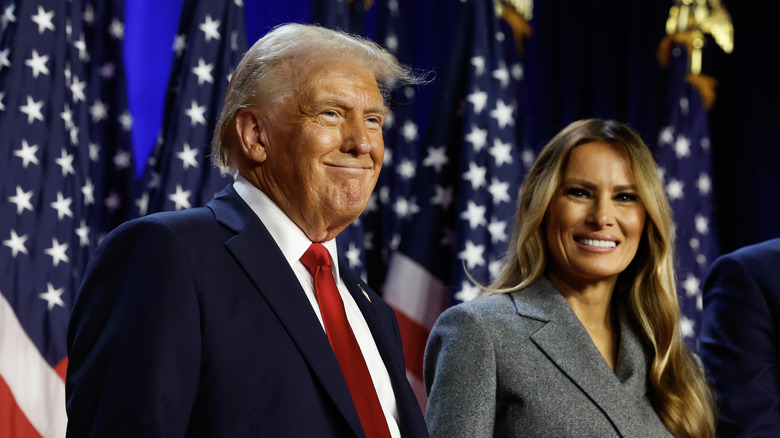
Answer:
[{"left": 423, "top": 119, "right": 716, "bottom": 438}]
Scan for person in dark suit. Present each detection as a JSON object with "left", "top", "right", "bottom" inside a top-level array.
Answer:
[
  {"left": 423, "top": 119, "right": 716, "bottom": 437},
  {"left": 65, "top": 23, "right": 429, "bottom": 438},
  {"left": 700, "top": 238, "right": 780, "bottom": 437}
]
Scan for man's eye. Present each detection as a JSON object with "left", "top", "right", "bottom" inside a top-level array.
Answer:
[{"left": 366, "top": 116, "right": 382, "bottom": 126}]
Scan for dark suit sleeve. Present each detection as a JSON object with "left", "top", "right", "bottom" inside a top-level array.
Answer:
[
  {"left": 700, "top": 248, "right": 780, "bottom": 438},
  {"left": 424, "top": 305, "right": 497, "bottom": 438},
  {"left": 66, "top": 219, "right": 201, "bottom": 437}
]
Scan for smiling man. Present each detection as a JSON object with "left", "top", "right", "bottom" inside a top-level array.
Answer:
[{"left": 66, "top": 24, "right": 429, "bottom": 438}]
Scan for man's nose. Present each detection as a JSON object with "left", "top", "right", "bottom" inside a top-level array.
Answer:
[{"left": 341, "top": 118, "right": 373, "bottom": 155}]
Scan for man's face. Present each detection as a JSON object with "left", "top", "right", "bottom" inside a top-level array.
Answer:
[{"left": 256, "top": 59, "right": 387, "bottom": 241}]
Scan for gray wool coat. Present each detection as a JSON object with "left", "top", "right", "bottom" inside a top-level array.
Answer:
[{"left": 423, "top": 277, "right": 674, "bottom": 437}]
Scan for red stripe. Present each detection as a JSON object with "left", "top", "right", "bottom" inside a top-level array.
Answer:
[
  {"left": 0, "top": 375, "right": 42, "bottom": 438},
  {"left": 392, "top": 308, "right": 430, "bottom": 383},
  {"left": 54, "top": 357, "right": 68, "bottom": 382}
]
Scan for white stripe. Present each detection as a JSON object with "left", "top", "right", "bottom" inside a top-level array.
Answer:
[
  {"left": 0, "top": 290, "right": 68, "bottom": 438},
  {"left": 383, "top": 252, "right": 449, "bottom": 331}
]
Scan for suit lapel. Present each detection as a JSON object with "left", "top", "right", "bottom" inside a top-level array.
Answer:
[
  {"left": 209, "top": 187, "right": 365, "bottom": 438},
  {"left": 514, "top": 278, "right": 648, "bottom": 437}
]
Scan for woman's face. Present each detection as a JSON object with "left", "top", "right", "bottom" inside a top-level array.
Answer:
[{"left": 544, "top": 141, "right": 646, "bottom": 289}]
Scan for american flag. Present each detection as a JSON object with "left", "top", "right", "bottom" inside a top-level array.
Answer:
[
  {"left": 132, "top": 0, "right": 246, "bottom": 217},
  {"left": 382, "top": 0, "right": 532, "bottom": 408},
  {"left": 0, "top": 0, "right": 134, "bottom": 436},
  {"left": 655, "top": 42, "right": 719, "bottom": 351}
]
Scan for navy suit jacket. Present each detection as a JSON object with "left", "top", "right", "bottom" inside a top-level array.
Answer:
[
  {"left": 66, "top": 185, "right": 429, "bottom": 438},
  {"left": 700, "top": 238, "right": 780, "bottom": 438}
]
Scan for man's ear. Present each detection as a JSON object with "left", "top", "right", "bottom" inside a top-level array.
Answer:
[{"left": 235, "top": 109, "right": 268, "bottom": 164}]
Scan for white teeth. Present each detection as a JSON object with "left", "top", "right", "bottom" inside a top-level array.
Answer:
[{"left": 579, "top": 239, "right": 617, "bottom": 248}]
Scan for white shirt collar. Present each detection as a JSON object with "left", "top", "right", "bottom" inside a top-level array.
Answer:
[{"left": 232, "top": 175, "right": 340, "bottom": 277}]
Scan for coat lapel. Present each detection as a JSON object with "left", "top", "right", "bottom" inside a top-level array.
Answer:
[
  {"left": 513, "top": 278, "right": 652, "bottom": 437},
  {"left": 208, "top": 186, "right": 365, "bottom": 438}
]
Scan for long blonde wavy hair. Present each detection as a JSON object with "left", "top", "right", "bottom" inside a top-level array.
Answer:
[{"left": 489, "top": 119, "right": 715, "bottom": 437}]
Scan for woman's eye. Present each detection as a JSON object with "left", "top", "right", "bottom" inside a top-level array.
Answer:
[
  {"left": 566, "top": 188, "right": 590, "bottom": 198},
  {"left": 615, "top": 193, "right": 638, "bottom": 202}
]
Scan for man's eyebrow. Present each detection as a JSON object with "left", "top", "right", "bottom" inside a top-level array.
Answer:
[{"left": 312, "top": 97, "right": 390, "bottom": 115}]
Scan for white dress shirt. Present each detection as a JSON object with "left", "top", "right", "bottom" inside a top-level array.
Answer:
[{"left": 233, "top": 176, "right": 400, "bottom": 437}]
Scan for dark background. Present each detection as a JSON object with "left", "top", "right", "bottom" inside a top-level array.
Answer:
[{"left": 124, "top": 0, "right": 780, "bottom": 255}]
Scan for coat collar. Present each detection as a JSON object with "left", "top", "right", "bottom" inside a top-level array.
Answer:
[
  {"left": 208, "top": 185, "right": 367, "bottom": 437},
  {"left": 510, "top": 277, "right": 653, "bottom": 437}
]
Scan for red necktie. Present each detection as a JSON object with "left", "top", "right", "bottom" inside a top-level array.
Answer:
[{"left": 300, "top": 243, "right": 392, "bottom": 438}]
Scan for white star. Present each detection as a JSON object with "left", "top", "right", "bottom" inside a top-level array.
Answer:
[
  {"left": 393, "top": 196, "right": 419, "bottom": 220},
  {"left": 383, "top": 148, "right": 394, "bottom": 166},
  {"left": 119, "top": 110, "right": 133, "bottom": 131},
  {"left": 680, "top": 315, "right": 695, "bottom": 338},
  {"left": 454, "top": 280, "right": 482, "bottom": 302},
  {"left": 75, "top": 220, "right": 90, "bottom": 247},
  {"left": 177, "top": 143, "right": 199, "bottom": 169},
  {"left": 135, "top": 192, "right": 150, "bottom": 216},
  {"left": 346, "top": 242, "right": 361, "bottom": 268},
  {"left": 521, "top": 148, "right": 535, "bottom": 168},
  {"left": 192, "top": 58, "right": 214, "bottom": 85},
  {"left": 696, "top": 173, "right": 711, "bottom": 195},
  {"left": 73, "top": 34, "right": 88, "bottom": 61},
  {"left": 384, "top": 33, "right": 398, "bottom": 53},
  {"left": 60, "top": 104, "right": 74, "bottom": 130},
  {"left": 109, "top": 18, "right": 124, "bottom": 40},
  {"left": 431, "top": 185, "right": 454, "bottom": 209},
  {"left": 0, "top": 47, "right": 10, "bottom": 71},
  {"left": 422, "top": 146, "right": 448, "bottom": 172},
  {"left": 489, "top": 138, "right": 513, "bottom": 166},
  {"left": 90, "top": 100, "right": 108, "bottom": 122},
  {"left": 511, "top": 62, "right": 523, "bottom": 80},
  {"left": 44, "top": 238, "right": 70, "bottom": 267},
  {"left": 70, "top": 76, "right": 87, "bottom": 102},
  {"left": 700, "top": 137, "right": 711, "bottom": 150},
  {"left": 490, "top": 99, "right": 514, "bottom": 128},
  {"left": 82, "top": 4, "right": 94, "bottom": 24},
  {"left": 113, "top": 149, "right": 132, "bottom": 169},
  {"left": 458, "top": 240, "right": 486, "bottom": 270},
  {"left": 104, "top": 192, "right": 121, "bottom": 211},
  {"left": 694, "top": 214, "right": 710, "bottom": 235},
  {"left": 168, "top": 185, "right": 192, "bottom": 210},
  {"left": 25, "top": 49, "right": 50, "bottom": 78},
  {"left": 488, "top": 218, "right": 508, "bottom": 243},
  {"left": 464, "top": 126, "right": 488, "bottom": 151},
  {"left": 463, "top": 162, "right": 487, "bottom": 190},
  {"left": 185, "top": 100, "right": 206, "bottom": 126},
  {"left": 14, "top": 140, "right": 39, "bottom": 168},
  {"left": 659, "top": 126, "right": 674, "bottom": 145},
  {"left": 199, "top": 15, "right": 221, "bottom": 42},
  {"left": 0, "top": 91, "right": 4, "bottom": 110},
  {"left": 51, "top": 192, "right": 74, "bottom": 220},
  {"left": 679, "top": 96, "right": 689, "bottom": 116},
  {"left": 9, "top": 186, "right": 34, "bottom": 215},
  {"left": 89, "top": 143, "right": 100, "bottom": 162},
  {"left": 3, "top": 230, "right": 28, "bottom": 257},
  {"left": 397, "top": 159, "right": 416, "bottom": 180},
  {"left": 460, "top": 201, "right": 487, "bottom": 229},
  {"left": 99, "top": 62, "right": 115, "bottom": 79},
  {"left": 674, "top": 135, "right": 691, "bottom": 159},
  {"left": 39, "top": 283, "right": 65, "bottom": 311},
  {"left": 383, "top": 111, "right": 395, "bottom": 130},
  {"left": 666, "top": 178, "right": 684, "bottom": 201},
  {"left": 173, "top": 34, "right": 187, "bottom": 56},
  {"left": 68, "top": 125, "right": 80, "bottom": 146},
  {"left": 489, "top": 259, "right": 503, "bottom": 280},
  {"left": 401, "top": 120, "right": 418, "bottom": 143},
  {"left": 682, "top": 273, "right": 700, "bottom": 297},
  {"left": 488, "top": 178, "right": 511, "bottom": 204},
  {"left": 19, "top": 95, "right": 44, "bottom": 124},
  {"left": 2, "top": 4, "right": 16, "bottom": 30},
  {"left": 82, "top": 178, "right": 95, "bottom": 205},
  {"left": 466, "top": 89, "right": 488, "bottom": 114},
  {"left": 31, "top": 6, "right": 55, "bottom": 34},
  {"left": 470, "top": 56, "right": 485, "bottom": 76},
  {"left": 55, "top": 149, "right": 75, "bottom": 177},
  {"left": 492, "top": 63, "right": 510, "bottom": 88}
]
